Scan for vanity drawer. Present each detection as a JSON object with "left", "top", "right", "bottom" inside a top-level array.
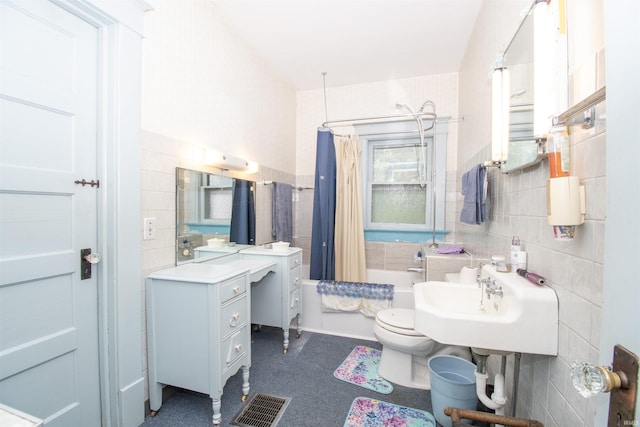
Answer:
[
  {"left": 288, "top": 288, "right": 301, "bottom": 318},
  {"left": 221, "top": 276, "right": 246, "bottom": 303},
  {"left": 220, "top": 295, "right": 248, "bottom": 338},
  {"left": 288, "top": 266, "right": 302, "bottom": 291},
  {"left": 288, "top": 252, "right": 302, "bottom": 270},
  {"left": 221, "top": 327, "right": 249, "bottom": 371}
]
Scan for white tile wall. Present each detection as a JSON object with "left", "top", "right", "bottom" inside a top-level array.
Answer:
[
  {"left": 457, "top": 0, "right": 606, "bottom": 425},
  {"left": 142, "top": 0, "right": 297, "bottom": 175}
]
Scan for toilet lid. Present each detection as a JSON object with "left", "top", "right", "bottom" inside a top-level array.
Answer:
[{"left": 376, "top": 308, "right": 423, "bottom": 336}]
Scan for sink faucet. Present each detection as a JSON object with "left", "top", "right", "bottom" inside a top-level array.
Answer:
[
  {"left": 477, "top": 274, "right": 491, "bottom": 310},
  {"left": 477, "top": 275, "right": 492, "bottom": 288},
  {"left": 485, "top": 280, "right": 503, "bottom": 299}
]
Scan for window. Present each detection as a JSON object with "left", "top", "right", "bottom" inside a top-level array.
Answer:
[
  {"left": 370, "top": 142, "right": 428, "bottom": 226},
  {"left": 357, "top": 120, "right": 447, "bottom": 237}
]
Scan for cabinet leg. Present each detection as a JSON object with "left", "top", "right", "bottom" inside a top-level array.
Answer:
[
  {"left": 211, "top": 398, "right": 221, "bottom": 426},
  {"left": 241, "top": 365, "right": 250, "bottom": 399},
  {"left": 148, "top": 381, "right": 163, "bottom": 414},
  {"left": 296, "top": 314, "right": 302, "bottom": 338},
  {"left": 283, "top": 329, "right": 289, "bottom": 354}
]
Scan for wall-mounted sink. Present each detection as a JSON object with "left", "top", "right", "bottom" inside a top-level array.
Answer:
[{"left": 413, "top": 265, "right": 558, "bottom": 355}]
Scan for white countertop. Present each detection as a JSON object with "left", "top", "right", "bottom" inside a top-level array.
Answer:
[
  {"left": 214, "top": 258, "right": 276, "bottom": 283},
  {"left": 149, "top": 258, "right": 276, "bottom": 284},
  {"left": 194, "top": 244, "right": 254, "bottom": 253},
  {"left": 148, "top": 262, "right": 248, "bottom": 283},
  {"left": 240, "top": 245, "right": 302, "bottom": 256}
]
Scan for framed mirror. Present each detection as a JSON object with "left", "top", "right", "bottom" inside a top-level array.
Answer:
[
  {"left": 176, "top": 167, "right": 256, "bottom": 264},
  {"left": 501, "top": 3, "right": 539, "bottom": 173},
  {"left": 501, "top": 1, "right": 567, "bottom": 173}
]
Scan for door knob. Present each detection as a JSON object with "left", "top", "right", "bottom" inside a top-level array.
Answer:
[
  {"left": 84, "top": 253, "right": 102, "bottom": 264},
  {"left": 81, "top": 249, "right": 100, "bottom": 280},
  {"left": 570, "top": 345, "right": 638, "bottom": 426},
  {"left": 570, "top": 360, "right": 628, "bottom": 397}
]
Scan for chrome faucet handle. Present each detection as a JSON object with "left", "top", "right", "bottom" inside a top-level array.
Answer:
[
  {"left": 477, "top": 276, "right": 492, "bottom": 288},
  {"left": 485, "top": 280, "right": 503, "bottom": 299}
]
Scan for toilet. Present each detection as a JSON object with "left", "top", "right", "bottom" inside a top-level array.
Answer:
[{"left": 373, "top": 308, "right": 471, "bottom": 390}]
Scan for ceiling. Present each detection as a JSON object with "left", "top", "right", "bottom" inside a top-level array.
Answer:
[{"left": 210, "top": 0, "right": 484, "bottom": 90}]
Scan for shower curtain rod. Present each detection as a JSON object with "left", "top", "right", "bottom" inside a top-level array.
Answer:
[
  {"left": 321, "top": 115, "right": 462, "bottom": 138},
  {"left": 321, "top": 111, "right": 437, "bottom": 129}
]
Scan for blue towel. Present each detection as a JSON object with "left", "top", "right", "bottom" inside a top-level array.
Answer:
[
  {"left": 272, "top": 182, "right": 293, "bottom": 242},
  {"left": 460, "top": 164, "right": 488, "bottom": 224}
]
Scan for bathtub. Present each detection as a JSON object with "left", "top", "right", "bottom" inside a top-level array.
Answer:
[{"left": 301, "top": 268, "right": 422, "bottom": 341}]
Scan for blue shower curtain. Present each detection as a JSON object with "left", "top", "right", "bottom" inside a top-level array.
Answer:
[
  {"left": 310, "top": 128, "right": 336, "bottom": 280},
  {"left": 229, "top": 179, "right": 256, "bottom": 245}
]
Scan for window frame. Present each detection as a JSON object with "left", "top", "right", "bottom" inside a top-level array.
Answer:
[{"left": 356, "top": 120, "right": 448, "bottom": 234}]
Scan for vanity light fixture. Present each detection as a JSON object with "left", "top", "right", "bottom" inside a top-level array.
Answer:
[
  {"left": 245, "top": 161, "right": 260, "bottom": 174},
  {"left": 533, "top": 0, "right": 553, "bottom": 138},
  {"left": 203, "top": 149, "right": 258, "bottom": 174},
  {"left": 491, "top": 65, "right": 510, "bottom": 164}
]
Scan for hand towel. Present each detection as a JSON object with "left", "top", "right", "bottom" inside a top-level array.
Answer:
[
  {"left": 272, "top": 182, "right": 293, "bottom": 242},
  {"left": 460, "top": 164, "right": 488, "bottom": 224}
]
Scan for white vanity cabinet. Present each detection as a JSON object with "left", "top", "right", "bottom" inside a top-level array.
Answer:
[
  {"left": 146, "top": 263, "right": 252, "bottom": 426},
  {"left": 240, "top": 246, "right": 303, "bottom": 353}
]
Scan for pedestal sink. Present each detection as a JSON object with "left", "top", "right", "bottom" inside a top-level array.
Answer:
[{"left": 413, "top": 265, "right": 558, "bottom": 355}]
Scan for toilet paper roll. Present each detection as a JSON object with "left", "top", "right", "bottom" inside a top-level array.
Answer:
[{"left": 459, "top": 266, "right": 478, "bottom": 284}]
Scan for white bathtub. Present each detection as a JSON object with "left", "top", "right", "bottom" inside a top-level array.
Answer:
[{"left": 301, "top": 268, "right": 422, "bottom": 341}]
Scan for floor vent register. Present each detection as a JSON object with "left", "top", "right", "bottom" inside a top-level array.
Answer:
[{"left": 231, "top": 393, "right": 291, "bottom": 427}]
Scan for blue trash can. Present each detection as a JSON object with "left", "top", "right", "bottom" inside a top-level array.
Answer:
[{"left": 428, "top": 355, "right": 478, "bottom": 427}]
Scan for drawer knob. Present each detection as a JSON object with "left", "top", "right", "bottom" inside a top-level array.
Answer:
[
  {"left": 233, "top": 286, "right": 241, "bottom": 294},
  {"left": 229, "top": 313, "right": 241, "bottom": 326},
  {"left": 234, "top": 344, "right": 242, "bottom": 352}
]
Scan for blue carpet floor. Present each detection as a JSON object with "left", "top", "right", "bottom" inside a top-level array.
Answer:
[{"left": 141, "top": 326, "right": 442, "bottom": 426}]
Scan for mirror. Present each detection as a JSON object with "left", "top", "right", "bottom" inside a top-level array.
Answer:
[
  {"left": 501, "top": 3, "right": 539, "bottom": 173},
  {"left": 176, "top": 167, "right": 256, "bottom": 264}
]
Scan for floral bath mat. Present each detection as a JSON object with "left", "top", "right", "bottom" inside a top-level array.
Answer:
[
  {"left": 333, "top": 346, "right": 393, "bottom": 394},
  {"left": 344, "top": 397, "right": 436, "bottom": 427}
]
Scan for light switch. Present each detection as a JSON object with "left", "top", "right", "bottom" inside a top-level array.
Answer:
[{"left": 144, "top": 217, "right": 156, "bottom": 240}]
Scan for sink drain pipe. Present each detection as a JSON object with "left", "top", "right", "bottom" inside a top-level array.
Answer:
[{"left": 473, "top": 351, "right": 507, "bottom": 418}]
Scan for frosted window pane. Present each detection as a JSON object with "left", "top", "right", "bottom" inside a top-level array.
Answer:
[
  {"left": 204, "top": 189, "right": 232, "bottom": 220},
  {"left": 371, "top": 184, "right": 426, "bottom": 224}
]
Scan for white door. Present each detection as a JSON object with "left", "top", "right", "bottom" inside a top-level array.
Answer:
[{"left": 0, "top": 1, "right": 101, "bottom": 425}]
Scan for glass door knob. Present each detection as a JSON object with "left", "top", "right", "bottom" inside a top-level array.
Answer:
[
  {"left": 570, "top": 360, "right": 628, "bottom": 397},
  {"left": 84, "top": 253, "right": 102, "bottom": 264}
]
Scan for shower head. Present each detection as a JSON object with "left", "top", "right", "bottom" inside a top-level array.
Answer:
[
  {"left": 395, "top": 102, "right": 415, "bottom": 114},
  {"left": 418, "top": 100, "right": 436, "bottom": 113}
]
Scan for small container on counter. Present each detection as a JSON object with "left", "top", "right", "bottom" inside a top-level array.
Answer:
[{"left": 491, "top": 255, "right": 511, "bottom": 273}]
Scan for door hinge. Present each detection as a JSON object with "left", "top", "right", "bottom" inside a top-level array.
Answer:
[{"left": 74, "top": 179, "right": 100, "bottom": 188}]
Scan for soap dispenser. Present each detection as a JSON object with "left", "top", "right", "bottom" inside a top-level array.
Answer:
[{"left": 510, "top": 236, "right": 520, "bottom": 268}]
